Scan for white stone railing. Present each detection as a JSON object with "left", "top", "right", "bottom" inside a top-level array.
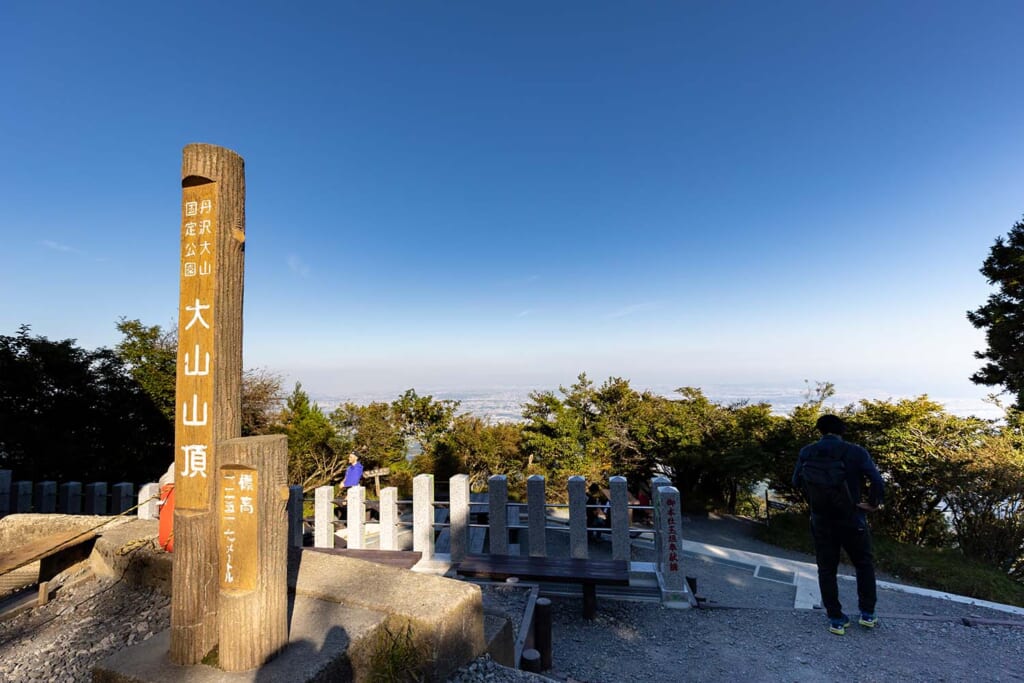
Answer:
[
  {"left": 309, "top": 473, "right": 688, "bottom": 604},
  {"left": 313, "top": 474, "right": 669, "bottom": 562}
]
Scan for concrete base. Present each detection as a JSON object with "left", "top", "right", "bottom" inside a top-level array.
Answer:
[{"left": 94, "top": 595, "right": 384, "bottom": 682}]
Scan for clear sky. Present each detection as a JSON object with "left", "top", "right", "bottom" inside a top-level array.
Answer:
[{"left": 3, "top": 2, "right": 1023, "bottom": 412}]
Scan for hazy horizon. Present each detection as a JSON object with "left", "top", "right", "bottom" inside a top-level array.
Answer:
[{"left": 298, "top": 376, "right": 1005, "bottom": 423}]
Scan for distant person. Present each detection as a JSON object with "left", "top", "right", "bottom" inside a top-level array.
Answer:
[
  {"left": 341, "top": 452, "right": 364, "bottom": 491},
  {"left": 793, "top": 414, "right": 885, "bottom": 635},
  {"left": 335, "top": 452, "right": 365, "bottom": 522}
]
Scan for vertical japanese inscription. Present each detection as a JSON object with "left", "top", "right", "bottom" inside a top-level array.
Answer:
[
  {"left": 665, "top": 496, "right": 679, "bottom": 573},
  {"left": 175, "top": 184, "right": 218, "bottom": 510},
  {"left": 219, "top": 467, "right": 258, "bottom": 592}
]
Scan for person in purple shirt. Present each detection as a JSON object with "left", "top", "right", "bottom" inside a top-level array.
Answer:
[
  {"left": 341, "top": 452, "right": 364, "bottom": 490},
  {"left": 334, "top": 452, "right": 365, "bottom": 524}
]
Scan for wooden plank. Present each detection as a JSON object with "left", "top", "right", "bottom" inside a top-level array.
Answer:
[
  {"left": 308, "top": 548, "right": 422, "bottom": 570},
  {"left": 456, "top": 554, "right": 629, "bottom": 585},
  {"left": 0, "top": 530, "right": 98, "bottom": 577}
]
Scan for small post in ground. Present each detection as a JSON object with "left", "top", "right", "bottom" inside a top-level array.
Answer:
[
  {"left": 217, "top": 435, "right": 288, "bottom": 672},
  {"left": 534, "top": 597, "right": 552, "bottom": 670}
]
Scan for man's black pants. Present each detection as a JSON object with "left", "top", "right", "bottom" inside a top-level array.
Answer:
[{"left": 811, "top": 517, "right": 877, "bottom": 619}]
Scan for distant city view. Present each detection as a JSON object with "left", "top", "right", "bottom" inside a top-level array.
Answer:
[{"left": 310, "top": 384, "right": 1005, "bottom": 423}]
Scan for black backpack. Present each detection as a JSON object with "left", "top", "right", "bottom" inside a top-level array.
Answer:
[{"left": 800, "top": 446, "right": 857, "bottom": 523}]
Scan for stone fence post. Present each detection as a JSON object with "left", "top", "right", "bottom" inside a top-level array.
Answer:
[
  {"left": 346, "top": 485, "right": 366, "bottom": 550},
  {"left": 287, "top": 485, "right": 304, "bottom": 548},
  {"left": 138, "top": 483, "right": 161, "bottom": 520},
  {"left": 84, "top": 482, "right": 107, "bottom": 515},
  {"left": 609, "top": 476, "right": 629, "bottom": 561},
  {"left": 379, "top": 486, "right": 399, "bottom": 551},
  {"left": 488, "top": 475, "right": 508, "bottom": 555},
  {"left": 314, "top": 485, "right": 334, "bottom": 549},
  {"left": 650, "top": 476, "right": 671, "bottom": 562},
  {"left": 35, "top": 481, "right": 57, "bottom": 513},
  {"left": 13, "top": 481, "right": 32, "bottom": 513},
  {"left": 413, "top": 474, "right": 435, "bottom": 559},
  {"left": 655, "top": 484, "right": 689, "bottom": 607},
  {"left": 112, "top": 483, "right": 134, "bottom": 514},
  {"left": 527, "top": 475, "right": 547, "bottom": 558},
  {"left": 568, "top": 476, "right": 587, "bottom": 559},
  {"left": 449, "top": 474, "right": 469, "bottom": 561},
  {"left": 59, "top": 482, "right": 82, "bottom": 514}
]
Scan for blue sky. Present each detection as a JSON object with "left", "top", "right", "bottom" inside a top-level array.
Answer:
[{"left": 3, "top": 2, "right": 1023, "bottom": 412}]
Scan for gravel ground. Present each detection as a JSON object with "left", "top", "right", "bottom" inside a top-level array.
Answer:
[
  {"left": 0, "top": 568, "right": 170, "bottom": 681},
  {"left": 2, "top": 515, "right": 1021, "bottom": 682},
  {"left": 448, "top": 513, "right": 1024, "bottom": 683}
]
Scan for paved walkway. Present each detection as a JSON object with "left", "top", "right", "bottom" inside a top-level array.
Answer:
[
  {"left": 619, "top": 513, "right": 1024, "bottom": 619},
  {"left": 670, "top": 537, "right": 1024, "bottom": 616}
]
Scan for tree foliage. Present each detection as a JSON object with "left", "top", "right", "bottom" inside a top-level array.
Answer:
[
  {"left": 274, "top": 383, "right": 342, "bottom": 492},
  {"left": 7, "top": 315, "right": 1023, "bottom": 581},
  {"left": 115, "top": 318, "right": 177, "bottom": 422},
  {"left": 114, "top": 318, "right": 284, "bottom": 437},
  {"left": 968, "top": 216, "right": 1024, "bottom": 409},
  {"left": 0, "top": 325, "right": 171, "bottom": 483}
]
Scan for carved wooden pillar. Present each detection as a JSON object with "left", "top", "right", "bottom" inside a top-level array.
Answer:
[{"left": 171, "top": 143, "right": 245, "bottom": 664}]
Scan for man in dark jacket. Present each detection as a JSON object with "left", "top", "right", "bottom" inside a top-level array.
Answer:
[{"left": 793, "top": 414, "right": 885, "bottom": 635}]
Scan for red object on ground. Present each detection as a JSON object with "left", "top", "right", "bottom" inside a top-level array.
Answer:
[{"left": 158, "top": 483, "right": 175, "bottom": 552}]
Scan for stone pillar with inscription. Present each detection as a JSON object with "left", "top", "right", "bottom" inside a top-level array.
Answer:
[
  {"left": 217, "top": 435, "right": 288, "bottom": 671},
  {"left": 656, "top": 485, "right": 689, "bottom": 607},
  {"left": 171, "top": 143, "right": 245, "bottom": 665}
]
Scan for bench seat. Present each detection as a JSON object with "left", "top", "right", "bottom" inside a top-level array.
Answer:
[{"left": 455, "top": 554, "right": 629, "bottom": 618}]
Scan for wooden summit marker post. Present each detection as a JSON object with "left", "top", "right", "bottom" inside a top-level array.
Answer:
[{"left": 172, "top": 144, "right": 246, "bottom": 664}]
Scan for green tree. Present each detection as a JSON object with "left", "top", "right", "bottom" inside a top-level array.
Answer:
[
  {"left": 652, "top": 388, "right": 775, "bottom": 514},
  {"left": 942, "top": 420, "right": 1024, "bottom": 578},
  {"left": 114, "top": 318, "right": 284, "bottom": 436},
  {"left": 275, "top": 382, "right": 342, "bottom": 491},
  {"left": 0, "top": 325, "right": 171, "bottom": 483},
  {"left": 240, "top": 367, "right": 285, "bottom": 436},
  {"left": 433, "top": 416, "right": 528, "bottom": 492},
  {"left": 330, "top": 401, "right": 405, "bottom": 470},
  {"left": 763, "top": 381, "right": 838, "bottom": 500},
  {"left": 521, "top": 374, "right": 606, "bottom": 491},
  {"left": 846, "top": 396, "right": 986, "bottom": 546},
  {"left": 390, "top": 389, "right": 460, "bottom": 459},
  {"left": 967, "top": 216, "right": 1024, "bottom": 409},
  {"left": 115, "top": 318, "right": 177, "bottom": 422}
]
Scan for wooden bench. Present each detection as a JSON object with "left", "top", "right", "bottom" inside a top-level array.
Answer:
[
  {"left": 455, "top": 554, "right": 629, "bottom": 619},
  {"left": 0, "top": 529, "right": 98, "bottom": 607}
]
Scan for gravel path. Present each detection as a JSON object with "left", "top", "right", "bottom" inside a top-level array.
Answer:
[
  {"left": 449, "top": 513, "right": 1024, "bottom": 683},
  {"left": 0, "top": 568, "right": 170, "bottom": 681},
  {"left": 1, "top": 515, "right": 1021, "bottom": 682}
]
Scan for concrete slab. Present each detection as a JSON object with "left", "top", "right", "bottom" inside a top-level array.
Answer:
[
  {"left": 289, "top": 548, "right": 486, "bottom": 680},
  {"left": 93, "top": 595, "right": 383, "bottom": 682}
]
